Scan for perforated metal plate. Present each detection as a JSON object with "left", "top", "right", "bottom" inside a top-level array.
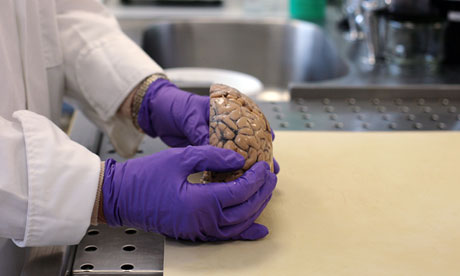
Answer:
[
  {"left": 72, "top": 225, "right": 163, "bottom": 275},
  {"left": 263, "top": 85, "right": 460, "bottom": 131}
]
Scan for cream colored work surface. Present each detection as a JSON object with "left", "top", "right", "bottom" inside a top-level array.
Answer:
[{"left": 165, "top": 131, "right": 460, "bottom": 275}]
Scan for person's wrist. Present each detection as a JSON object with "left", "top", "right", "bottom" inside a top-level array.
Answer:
[
  {"left": 118, "top": 88, "right": 136, "bottom": 119},
  {"left": 99, "top": 159, "right": 126, "bottom": 227},
  {"left": 91, "top": 162, "right": 106, "bottom": 225},
  {"left": 131, "top": 73, "right": 169, "bottom": 132}
]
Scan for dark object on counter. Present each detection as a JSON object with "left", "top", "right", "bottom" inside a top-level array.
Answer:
[
  {"left": 359, "top": 0, "right": 448, "bottom": 66},
  {"left": 440, "top": 1, "right": 460, "bottom": 64},
  {"left": 444, "top": 20, "right": 460, "bottom": 64},
  {"left": 121, "top": 0, "right": 222, "bottom": 6},
  {"left": 337, "top": 16, "right": 350, "bottom": 32},
  {"left": 388, "top": 0, "right": 432, "bottom": 15},
  {"left": 386, "top": 0, "right": 446, "bottom": 22},
  {"left": 203, "top": 84, "right": 274, "bottom": 183}
]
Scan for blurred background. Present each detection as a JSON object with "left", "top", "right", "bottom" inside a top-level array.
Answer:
[{"left": 101, "top": 0, "right": 460, "bottom": 97}]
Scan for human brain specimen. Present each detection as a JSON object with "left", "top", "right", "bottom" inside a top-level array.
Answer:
[{"left": 202, "top": 84, "right": 274, "bottom": 183}]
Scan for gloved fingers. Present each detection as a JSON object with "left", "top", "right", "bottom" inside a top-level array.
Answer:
[
  {"left": 184, "top": 121, "right": 209, "bottom": 146},
  {"left": 182, "top": 145, "right": 245, "bottom": 173},
  {"left": 220, "top": 193, "right": 273, "bottom": 227},
  {"left": 232, "top": 223, "right": 269, "bottom": 240},
  {"left": 182, "top": 94, "right": 210, "bottom": 146},
  {"left": 270, "top": 129, "right": 280, "bottom": 174},
  {"left": 273, "top": 157, "right": 280, "bottom": 174},
  {"left": 219, "top": 174, "right": 275, "bottom": 226},
  {"left": 200, "top": 223, "right": 268, "bottom": 242},
  {"left": 209, "top": 161, "right": 272, "bottom": 208},
  {"left": 160, "top": 135, "right": 189, "bottom": 148},
  {"left": 212, "top": 196, "right": 271, "bottom": 240},
  {"left": 192, "top": 126, "right": 209, "bottom": 146}
]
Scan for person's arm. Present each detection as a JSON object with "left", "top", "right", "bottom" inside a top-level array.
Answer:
[
  {"left": 0, "top": 111, "right": 100, "bottom": 247},
  {"left": 56, "top": 0, "right": 163, "bottom": 157}
]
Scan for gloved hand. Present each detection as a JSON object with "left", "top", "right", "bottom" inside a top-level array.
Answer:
[
  {"left": 271, "top": 129, "right": 280, "bottom": 174},
  {"left": 138, "top": 79, "right": 209, "bottom": 147},
  {"left": 102, "top": 145, "right": 277, "bottom": 241},
  {"left": 138, "top": 78, "right": 281, "bottom": 174}
]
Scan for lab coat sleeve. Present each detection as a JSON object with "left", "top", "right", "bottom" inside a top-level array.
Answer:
[
  {"left": 0, "top": 111, "right": 100, "bottom": 247},
  {"left": 56, "top": 0, "right": 163, "bottom": 157}
]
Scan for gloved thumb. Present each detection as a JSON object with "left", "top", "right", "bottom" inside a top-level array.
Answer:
[
  {"left": 234, "top": 223, "right": 269, "bottom": 240},
  {"left": 182, "top": 145, "right": 245, "bottom": 173}
]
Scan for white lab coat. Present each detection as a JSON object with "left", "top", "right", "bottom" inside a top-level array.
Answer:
[{"left": 0, "top": 0, "right": 162, "bottom": 273}]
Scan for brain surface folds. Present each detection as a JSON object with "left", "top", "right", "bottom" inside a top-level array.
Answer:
[{"left": 203, "top": 84, "right": 274, "bottom": 183}]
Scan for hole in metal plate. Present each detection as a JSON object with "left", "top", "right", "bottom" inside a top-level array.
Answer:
[
  {"left": 87, "top": 229, "right": 99, "bottom": 236},
  {"left": 121, "top": 264, "right": 135, "bottom": 271},
  {"left": 80, "top": 263, "right": 94, "bottom": 271},
  {"left": 84, "top": 245, "right": 98, "bottom": 252},
  {"left": 125, "top": 228, "right": 137, "bottom": 235},
  {"left": 122, "top": 245, "right": 136, "bottom": 252}
]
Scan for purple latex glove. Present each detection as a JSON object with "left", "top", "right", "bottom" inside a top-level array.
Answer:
[
  {"left": 271, "top": 129, "right": 280, "bottom": 174},
  {"left": 138, "top": 79, "right": 209, "bottom": 147},
  {"left": 138, "top": 78, "right": 280, "bottom": 174},
  {"left": 102, "top": 145, "right": 277, "bottom": 241}
]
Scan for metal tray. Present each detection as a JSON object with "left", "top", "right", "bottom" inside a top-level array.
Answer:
[
  {"left": 263, "top": 85, "right": 460, "bottom": 131},
  {"left": 72, "top": 225, "right": 163, "bottom": 276}
]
